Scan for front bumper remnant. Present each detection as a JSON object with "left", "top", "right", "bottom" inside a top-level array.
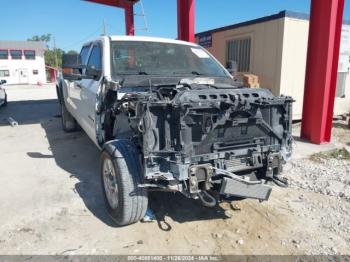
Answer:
[{"left": 220, "top": 177, "right": 272, "bottom": 201}]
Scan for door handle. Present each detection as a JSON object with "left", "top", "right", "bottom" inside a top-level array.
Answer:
[{"left": 76, "top": 83, "right": 83, "bottom": 89}]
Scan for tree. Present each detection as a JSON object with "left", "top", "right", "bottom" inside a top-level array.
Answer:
[
  {"left": 28, "top": 34, "right": 63, "bottom": 68},
  {"left": 27, "top": 34, "right": 51, "bottom": 44},
  {"left": 67, "top": 50, "right": 79, "bottom": 55},
  {"left": 45, "top": 49, "right": 65, "bottom": 68},
  {"left": 28, "top": 34, "right": 79, "bottom": 69}
]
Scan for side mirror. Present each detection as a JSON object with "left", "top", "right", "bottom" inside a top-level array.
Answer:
[
  {"left": 0, "top": 80, "right": 6, "bottom": 85},
  {"left": 62, "top": 54, "right": 83, "bottom": 81},
  {"left": 86, "top": 65, "right": 102, "bottom": 80},
  {"left": 226, "top": 60, "right": 238, "bottom": 76}
]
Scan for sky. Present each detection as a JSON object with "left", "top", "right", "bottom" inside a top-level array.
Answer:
[{"left": 2, "top": 0, "right": 350, "bottom": 52}]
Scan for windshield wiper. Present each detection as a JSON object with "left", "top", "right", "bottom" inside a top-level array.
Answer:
[
  {"left": 173, "top": 71, "right": 204, "bottom": 76},
  {"left": 138, "top": 71, "right": 149, "bottom": 75},
  {"left": 190, "top": 71, "right": 203, "bottom": 75}
]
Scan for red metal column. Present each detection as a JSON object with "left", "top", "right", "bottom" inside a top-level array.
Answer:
[
  {"left": 125, "top": 3, "right": 135, "bottom": 36},
  {"left": 177, "top": 0, "right": 195, "bottom": 42},
  {"left": 51, "top": 69, "right": 57, "bottom": 83},
  {"left": 301, "top": 0, "right": 345, "bottom": 144}
]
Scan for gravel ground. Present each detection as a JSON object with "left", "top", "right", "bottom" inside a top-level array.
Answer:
[
  {"left": 283, "top": 157, "right": 350, "bottom": 254},
  {"left": 280, "top": 121, "right": 350, "bottom": 255},
  {"left": 288, "top": 157, "right": 350, "bottom": 200},
  {"left": 0, "top": 86, "right": 350, "bottom": 255}
]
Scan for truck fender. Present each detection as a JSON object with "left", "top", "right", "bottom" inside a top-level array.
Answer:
[{"left": 102, "top": 139, "right": 133, "bottom": 159}]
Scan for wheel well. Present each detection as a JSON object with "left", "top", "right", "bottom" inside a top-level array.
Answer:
[
  {"left": 101, "top": 90, "right": 118, "bottom": 142},
  {"left": 103, "top": 109, "right": 115, "bottom": 141},
  {"left": 56, "top": 84, "right": 63, "bottom": 104}
]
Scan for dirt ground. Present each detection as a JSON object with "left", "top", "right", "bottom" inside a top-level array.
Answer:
[{"left": 0, "top": 85, "right": 349, "bottom": 255}]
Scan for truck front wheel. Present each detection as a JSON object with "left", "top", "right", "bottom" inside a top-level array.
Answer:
[{"left": 100, "top": 140, "right": 148, "bottom": 226}]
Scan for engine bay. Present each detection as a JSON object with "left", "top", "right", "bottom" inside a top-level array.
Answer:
[{"left": 98, "top": 77, "right": 293, "bottom": 203}]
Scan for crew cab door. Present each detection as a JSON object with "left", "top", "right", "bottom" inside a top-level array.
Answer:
[
  {"left": 65, "top": 44, "right": 91, "bottom": 122},
  {"left": 77, "top": 42, "right": 103, "bottom": 144}
]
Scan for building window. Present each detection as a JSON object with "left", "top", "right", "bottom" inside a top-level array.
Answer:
[
  {"left": 0, "top": 50, "right": 9, "bottom": 59},
  {"left": 33, "top": 70, "right": 39, "bottom": 75},
  {"left": 24, "top": 50, "right": 35, "bottom": 60},
  {"left": 10, "top": 50, "right": 22, "bottom": 60},
  {"left": 227, "top": 37, "right": 251, "bottom": 72},
  {"left": 0, "top": 70, "right": 10, "bottom": 77}
]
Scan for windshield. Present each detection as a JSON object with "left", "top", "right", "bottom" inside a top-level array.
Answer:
[{"left": 110, "top": 41, "right": 229, "bottom": 78}]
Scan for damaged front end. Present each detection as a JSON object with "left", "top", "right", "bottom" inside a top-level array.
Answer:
[{"left": 103, "top": 79, "right": 293, "bottom": 204}]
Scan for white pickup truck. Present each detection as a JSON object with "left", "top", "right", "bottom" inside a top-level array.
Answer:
[{"left": 57, "top": 35, "right": 293, "bottom": 226}]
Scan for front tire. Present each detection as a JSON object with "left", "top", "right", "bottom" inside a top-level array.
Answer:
[{"left": 101, "top": 140, "right": 148, "bottom": 226}]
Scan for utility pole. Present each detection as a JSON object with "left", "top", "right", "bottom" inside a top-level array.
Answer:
[
  {"left": 134, "top": 0, "right": 149, "bottom": 33},
  {"left": 103, "top": 19, "right": 107, "bottom": 35},
  {"left": 53, "top": 37, "right": 58, "bottom": 69}
]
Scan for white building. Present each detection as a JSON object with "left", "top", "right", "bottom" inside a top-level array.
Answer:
[{"left": 0, "top": 40, "right": 47, "bottom": 85}]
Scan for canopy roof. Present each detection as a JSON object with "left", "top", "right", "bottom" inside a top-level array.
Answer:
[{"left": 83, "top": 0, "right": 139, "bottom": 8}]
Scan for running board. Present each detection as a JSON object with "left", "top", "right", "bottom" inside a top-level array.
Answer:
[{"left": 220, "top": 178, "right": 272, "bottom": 201}]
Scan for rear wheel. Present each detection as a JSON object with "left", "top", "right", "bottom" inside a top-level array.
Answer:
[
  {"left": 101, "top": 140, "right": 148, "bottom": 226},
  {"left": 60, "top": 102, "right": 78, "bottom": 132}
]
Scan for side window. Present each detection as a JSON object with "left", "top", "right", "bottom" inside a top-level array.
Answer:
[
  {"left": 0, "top": 70, "right": 10, "bottom": 77},
  {"left": 0, "top": 50, "right": 9, "bottom": 59},
  {"left": 24, "top": 50, "right": 35, "bottom": 60},
  {"left": 87, "top": 45, "right": 102, "bottom": 70},
  {"left": 10, "top": 50, "right": 22, "bottom": 60},
  {"left": 80, "top": 45, "right": 91, "bottom": 66},
  {"left": 226, "top": 37, "right": 251, "bottom": 72}
]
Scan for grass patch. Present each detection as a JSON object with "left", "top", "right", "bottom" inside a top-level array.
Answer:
[{"left": 310, "top": 148, "right": 350, "bottom": 162}]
